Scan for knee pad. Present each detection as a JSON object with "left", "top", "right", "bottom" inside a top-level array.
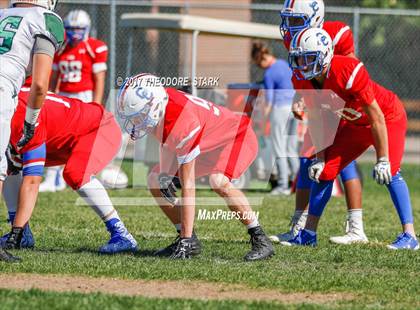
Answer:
[
  {"left": 296, "top": 157, "right": 313, "bottom": 189},
  {"left": 340, "top": 160, "right": 360, "bottom": 183}
]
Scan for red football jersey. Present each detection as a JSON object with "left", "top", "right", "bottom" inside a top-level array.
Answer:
[
  {"left": 292, "top": 55, "right": 404, "bottom": 127},
  {"left": 155, "top": 88, "right": 254, "bottom": 167},
  {"left": 10, "top": 88, "right": 107, "bottom": 166},
  {"left": 283, "top": 21, "right": 355, "bottom": 56},
  {"left": 53, "top": 38, "right": 108, "bottom": 93}
]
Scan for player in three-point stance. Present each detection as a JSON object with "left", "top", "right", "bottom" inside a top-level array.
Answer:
[
  {"left": 41, "top": 9, "right": 109, "bottom": 192},
  {"left": 118, "top": 74, "right": 274, "bottom": 260},
  {"left": 270, "top": 0, "right": 366, "bottom": 246},
  {"left": 2, "top": 88, "right": 138, "bottom": 254},
  {"left": 282, "top": 28, "right": 418, "bottom": 250},
  {"left": 0, "top": 0, "right": 64, "bottom": 261}
]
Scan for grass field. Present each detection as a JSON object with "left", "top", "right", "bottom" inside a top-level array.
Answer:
[{"left": 0, "top": 163, "right": 419, "bottom": 309}]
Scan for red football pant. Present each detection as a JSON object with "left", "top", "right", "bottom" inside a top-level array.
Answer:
[
  {"left": 63, "top": 111, "right": 122, "bottom": 190},
  {"left": 320, "top": 113, "right": 407, "bottom": 181}
]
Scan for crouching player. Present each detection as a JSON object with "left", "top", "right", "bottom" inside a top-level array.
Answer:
[
  {"left": 2, "top": 88, "right": 138, "bottom": 254},
  {"left": 282, "top": 28, "right": 418, "bottom": 250},
  {"left": 118, "top": 74, "right": 274, "bottom": 260}
]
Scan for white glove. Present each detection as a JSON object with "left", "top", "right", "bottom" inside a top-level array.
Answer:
[
  {"left": 308, "top": 159, "right": 325, "bottom": 183},
  {"left": 373, "top": 158, "right": 392, "bottom": 185}
]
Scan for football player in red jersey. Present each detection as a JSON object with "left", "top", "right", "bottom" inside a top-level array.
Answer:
[
  {"left": 270, "top": 0, "right": 367, "bottom": 245},
  {"left": 117, "top": 74, "right": 274, "bottom": 260},
  {"left": 1, "top": 88, "right": 138, "bottom": 254},
  {"left": 42, "top": 9, "right": 109, "bottom": 192},
  {"left": 281, "top": 28, "right": 418, "bottom": 250}
]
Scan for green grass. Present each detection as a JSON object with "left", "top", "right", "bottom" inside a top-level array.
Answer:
[{"left": 0, "top": 163, "right": 419, "bottom": 309}]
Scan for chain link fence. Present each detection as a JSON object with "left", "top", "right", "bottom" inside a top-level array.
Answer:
[{"left": 57, "top": 1, "right": 420, "bottom": 137}]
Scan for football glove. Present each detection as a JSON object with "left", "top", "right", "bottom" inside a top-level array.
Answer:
[
  {"left": 6, "top": 144, "right": 22, "bottom": 175},
  {"left": 17, "top": 121, "right": 36, "bottom": 149},
  {"left": 308, "top": 159, "right": 325, "bottom": 183},
  {"left": 373, "top": 158, "right": 392, "bottom": 185},
  {"left": 158, "top": 173, "right": 180, "bottom": 206}
]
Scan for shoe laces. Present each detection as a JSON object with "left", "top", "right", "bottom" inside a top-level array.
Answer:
[
  {"left": 394, "top": 233, "right": 411, "bottom": 245},
  {"left": 172, "top": 239, "right": 191, "bottom": 259},
  {"left": 249, "top": 233, "right": 269, "bottom": 251}
]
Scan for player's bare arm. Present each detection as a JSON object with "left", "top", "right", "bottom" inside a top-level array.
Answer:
[
  {"left": 93, "top": 71, "right": 106, "bottom": 104},
  {"left": 363, "top": 100, "right": 389, "bottom": 161},
  {"left": 179, "top": 160, "right": 196, "bottom": 239}
]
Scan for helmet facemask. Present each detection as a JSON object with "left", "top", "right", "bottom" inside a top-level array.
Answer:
[
  {"left": 280, "top": 10, "right": 311, "bottom": 38},
  {"left": 289, "top": 49, "right": 326, "bottom": 80}
]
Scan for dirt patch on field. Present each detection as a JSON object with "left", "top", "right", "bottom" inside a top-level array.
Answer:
[{"left": 0, "top": 273, "right": 354, "bottom": 305}]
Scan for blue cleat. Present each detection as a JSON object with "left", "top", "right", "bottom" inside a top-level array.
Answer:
[
  {"left": 0, "top": 225, "right": 35, "bottom": 249},
  {"left": 280, "top": 229, "right": 317, "bottom": 247},
  {"left": 387, "top": 232, "right": 419, "bottom": 250},
  {"left": 99, "top": 220, "right": 138, "bottom": 254}
]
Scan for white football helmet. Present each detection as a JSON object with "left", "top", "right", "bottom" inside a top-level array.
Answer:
[
  {"left": 64, "top": 10, "right": 91, "bottom": 42},
  {"left": 117, "top": 73, "right": 168, "bottom": 140},
  {"left": 288, "top": 28, "right": 333, "bottom": 80},
  {"left": 280, "top": 0, "right": 325, "bottom": 38},
  {"left": 10, "top": 0, "right": 59, "bottom": 11}
]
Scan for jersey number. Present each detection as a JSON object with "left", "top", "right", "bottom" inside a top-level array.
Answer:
[
  {"left": 59, "top": 60, "right": 82, "bottom": 83},
  {"left": 185, "top": 94, "right": 220, "bottom": 117},
  {"left": 0, "top": 16, "right": 23, "bottom": 55}
]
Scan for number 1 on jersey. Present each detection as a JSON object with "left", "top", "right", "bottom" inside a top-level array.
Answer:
[{"left": 0, "top": 16, "right": 23, "bottom": 55}]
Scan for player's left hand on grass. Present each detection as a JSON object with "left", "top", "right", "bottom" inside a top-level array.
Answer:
[
  {"left": 309, "top": 159, "right": 325, "bottom": 183},
  {"left": 373, "top": 158, "right": 392, "bottom": 185},
  {"left": 17, "top": 121, "right": 36, "bottom": 149},
  {"left": 158, "top": 173, "right": 180, "bottom": 206}
]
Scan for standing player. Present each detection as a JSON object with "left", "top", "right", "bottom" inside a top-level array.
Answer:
[
  {"left": 283, "top": 28, "right": 418, "bottom": 250},
  {"left": 270, "top": 0, "right": 366, "bottom": 245},
  {"left": 118, "top": 74, "right": 274, "bottom": 260},
  {"left": 41, "top": 9, "right": 108, "bottom": 192},
  {"left": 2, "top": 88, "right": 138, "bottom": 254},
  {"left": 0, "top": 0, "right": 63, "bottom": 199}
]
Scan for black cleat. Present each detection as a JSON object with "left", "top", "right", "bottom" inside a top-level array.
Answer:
[
  {"left": 170, "top": 237, "right": 202, "bottom": 260},
  {"left": 155, "top": 232, "right": 201, "bottom": 258},
  {"left": 0, "top": 247, "right": 21, "bottom": 263},
  {"left": 244, "top": 226, "right": 274, "bottom": 261},
  {"left": 154, "top": 235, "right": 181, "bottom": 257},
  {"left": 4, "top": 227, "right": 24, "bottom": 250}
]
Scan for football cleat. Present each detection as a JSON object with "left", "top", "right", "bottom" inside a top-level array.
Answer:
[
  {"left": 330, "top": 219, "right": 368, "bottom": 245},
  {"left": 99, "top": 220, "right": 138, "bottom": 254},
  {"left": 0, "top": 225, "right": 35, "bottom": 249},
  {"left": 170, "top": 238, "right": 200, "bottom": 260},
  {"left": 387, "top": 233, "right": 419, "bottom": 250},
  {"left": 154, "top": 233, "right": 201, "bottom": 258},
  {"left": 244, "top": 226, "right": 274, "bottom": 261},
  {"left": 280, "top": 229, "right": 317, "bottom": 247},
  {"left": 269, "top": 213, "right": 307, "bottom": 243},
  {"left": 269, "top": 187, "right": 291, "bottom": 196},
  {"left": 0, "top": 247, "right": 21, "bottom": 263}
]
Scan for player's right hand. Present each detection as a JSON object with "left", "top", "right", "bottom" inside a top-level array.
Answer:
[
  {"left": 292, "top": 99, "right": 305, "bottom": 120},
  {"left": 309, "top": 159, "right": 325, "bottom": 183},
  {"left": 17, "top": 121, "right": 36, "bottom": 149}
]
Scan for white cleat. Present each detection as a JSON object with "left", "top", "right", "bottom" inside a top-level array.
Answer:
[
  {"left": 269, "top": 187, "right": 291, "bottom": 196},
  {"left": 330, "top": 219, "right": 368, "bottom": 245}
]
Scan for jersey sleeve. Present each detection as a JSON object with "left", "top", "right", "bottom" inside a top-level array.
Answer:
[
  {"left": 331, "top": 22, "right": 355, "bottom": 56},
  {"left": 37, "top": 12, "right": 65, "bottom": 51},
  {"left": 52, "top": 53, "right": 60, "bottom": 71},
  {"left": 92, "top": 40, "right": 108, "bottom": 74},
  {"left": 343, "top": 62, "right": 375, "bottom": 106},
  {"left": 166, "top": 115, "right": 203, "bottom": 165}
]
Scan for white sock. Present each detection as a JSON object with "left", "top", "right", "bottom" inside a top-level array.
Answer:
[
  {"left": 348, "top": 209, "right": 363, "bottom": 220},
  {"left": 246, "top": 218, "right": 260, "bottom": 230},
  {"left": 77, "top": 178, "right": 119, "bottom": 222},
  {"left": 174, "top": 223, "right": 181, "bottom": 232},
  {"left": 2, "top": 174, "right": 23, "bottom": 214}
]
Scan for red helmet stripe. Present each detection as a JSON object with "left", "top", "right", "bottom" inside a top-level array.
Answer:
[{"left": 297, "top": 28, "right": 309, "bottom": 46}]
